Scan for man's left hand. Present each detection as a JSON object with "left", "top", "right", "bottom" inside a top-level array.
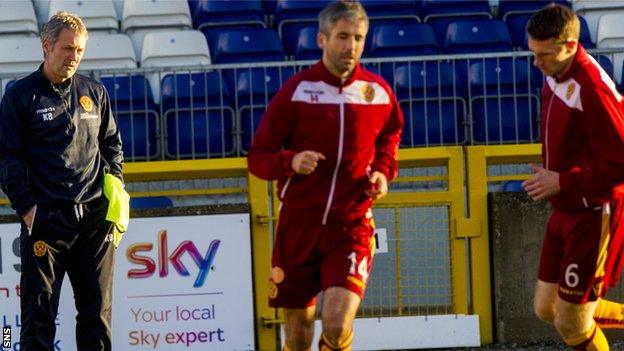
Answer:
[
  {"left": 366, "top": 171, "right": 388, "bottom": 200},
  {"left": 522, "top": 164, "right": 560, "bottom": 201}
]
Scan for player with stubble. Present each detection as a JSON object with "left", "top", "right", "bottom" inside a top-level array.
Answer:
[
  {"left": 247, "top": 2, "right": 403, "bottom": 350},
  {"left": 523, "top": 4, "right": 624, "bottom": 350}
]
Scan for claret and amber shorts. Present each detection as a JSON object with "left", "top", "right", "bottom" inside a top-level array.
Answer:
[
  {"left": 538, "top": 199, "right": 624, "bottom": 304},
  {"left": 268, "top": 206, "right": 376, "bottom": 308}
]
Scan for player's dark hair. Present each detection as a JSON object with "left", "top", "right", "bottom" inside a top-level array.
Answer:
[{"left": 527, "top": 4, "right": 579, "bottom": 41}]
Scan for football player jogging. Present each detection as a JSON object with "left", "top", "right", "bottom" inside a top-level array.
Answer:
[
  {"left": 523, "top": 5, "right": 624, "bottom": 350},
  {"left": 247, "top": 2, "right": 403, "bottom": 350}
]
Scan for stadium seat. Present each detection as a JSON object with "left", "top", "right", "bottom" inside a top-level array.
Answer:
[
  {"left": 122, "top": 0, "right": 192, "bottom": 33},
  {"left": 572, "top": 0, "right": 624, "bottom": 43},
  {"left": 468, "top": 59, "right": 539, "bottom": 143},
  {"left": 49, "top": 0, "right": 118, "bottom": 33},
  {"left": 294, "top": 25, "right": 321, "bottom": 60},
  {"left": 130, "top": 196, "right": 173, "bottom": 209},
  {"left": 212, "top": 28, "right": 284, "bottom": 63},
  {"left": 367, "top": 23, "right": 439, "bottom": 84},
  {"left": 235, "top": 67, "right": 295, "bottom": 152},
  {"left": 0, "top": 1, "right": 38, "bottom": 37},
  {"left": 444, "top": 19, "right": 513, "bottom": 54},
  {"left": 101, "top": 75, "right": 160, "bottom": 160},
  {"left": 140, "top": 30, "right": 211, "bottom": 101},
  {"left": 596, "top": 13, "right": 624, "bottom": 84},
  {"left": 80, "top": 34, "right": 137, "bottom": 70},
  {"left": 361, "top": 0, "right": 420, "bottom": 21},
  {"left": 502, "top": 180, "right": 524, "bottom": 192},
  {"left": 421, "top": 0, "right": 492, "bottom": 44},
  {"left": 161, "top": 72, "right": 236, "bottom": 158},
  {"left": 593, "top": 54, "right": 614, "bottom": 80},
  {"left": 369, "top": 23, "right": 439, "bottom": 57},
  {"left": 274, "top": 0, "right": 329, "bottom": 59},
  {"left": 394, "top": 62, "right": 467, "bottom": 146},
  {"left": 0, "top": 36, "right": 43, "bottom": 74},
  {"left": 498, "top": 0, "right": 569, "bottom": 20},
  {"left": 194, "top": 0, "right": 266, "bottom": 31}
]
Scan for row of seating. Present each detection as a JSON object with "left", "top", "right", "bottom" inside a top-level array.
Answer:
[{"left": 99, "top": 56, "right": 546, "bottom": 162}]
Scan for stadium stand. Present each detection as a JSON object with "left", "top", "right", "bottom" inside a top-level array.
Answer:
[
  {"left": 0, "top": 36, "right": 43, "bottom": 92},
  {"left": 161, "top": 71, "right": 235, "bottom": 158},
  {"left": 394, "top": 61, "right": 466, "bottom": 146},
  {"left": 102, "top": 75, "right": 160, "bottom": 161},
  {"left": 468, "top": 59, "right": 539, "bottom": 143},
  {"left": 421, "top": 0, "right": 492, "bottom": 44},
  {"left": 597, "top": 12, "right": 624, "bottom": 84},
  {"left": 0, "top": 0, "right": 38, "bottom": 37},
  {"left": 193, "top": 0, "right": 266, "bottom": 31},
  {"left": 130, "top": 196, "right": 173, "bottom": 209}
]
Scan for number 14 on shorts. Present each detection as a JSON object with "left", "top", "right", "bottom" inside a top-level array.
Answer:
[{"left": 348, "top": 252, "right": 369, "bottom": 283}]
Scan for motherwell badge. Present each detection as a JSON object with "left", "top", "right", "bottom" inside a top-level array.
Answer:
[
  {"left": 565, "top": 83, "right": 575, "bottom": 100},
  {"left": 361, "top": 83, "right": 375, "bottom": 102},
  {"left": 79, "top": 96, "right": 94, "bottom": 112},
  {"left": 33, "top": 240, "right": 47, "bottom": 257}
]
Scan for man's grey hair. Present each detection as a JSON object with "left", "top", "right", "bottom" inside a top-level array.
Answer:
[
  {"left": 40, "top": 11, "right": 88, "bottom": 48},
  {"left": 318, "top": 1, "right": 369, "bottom": 36}
]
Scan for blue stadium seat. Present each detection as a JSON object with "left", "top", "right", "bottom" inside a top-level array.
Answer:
[
  {"left": 594, "top": 54, "right": 614, "bottom": 79},
  {"left": 193, "top": 0, "right": 266, "bottom": 31},
  {"left": 213, "top": 28, "right": 284, "bottom": 63},
  {"left": 367, "top": 23, "right": 439, "bottom": 84},
  {"left": 468, "top": 59, "right": 539, "bottom": 143},
  {"left": 101, "top": 75, "right": 159, "bottom": 161},
  {"left": 294, "top": 25, "right": 321, "bottom": 60},
  {"left": 130, "top": 196, "right": 173, "bottom": 209},
  {"left": 444, "top": 19, "right": 513, "bottom": 54},
  {"left": 421, "top": 0, "right": 492, "bottom": 43},
  {"left": 274, "top": 0, "right": 330, "bottom": 57},
  {"left": 235, "top": 68, "right": 295, "bottom": 152},
  {"left": 507, "top": 14, "right": 593, "bottom": 50},
  {"left": 161, "top": 72, "right": 236, "bottom": 158},
  {"left": 369, "top": 23, "right": 439, "bottom": 57},
  {"left": 394, "top": 62, "right": 466, "bottom": 146},
  {"left": 361, "top": 0, "right": 421, "bottom": 21},
  {"left": 502, "top": 180, "right": 524, "bottom": 192},
  {"left": 498, "top": 0, "right": 569, "bottom": 21}
]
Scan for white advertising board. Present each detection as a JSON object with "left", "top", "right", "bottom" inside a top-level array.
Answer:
[{"left": 0, "top": 213, "right": 255, "bottom": 351}]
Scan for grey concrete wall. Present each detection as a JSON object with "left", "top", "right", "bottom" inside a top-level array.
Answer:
[{"left": 489, "top": 192, "right": 624, "bottom": 343}]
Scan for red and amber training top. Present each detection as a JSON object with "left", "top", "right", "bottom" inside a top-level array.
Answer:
[
  {"left": 541, "top": 45, "right": 624, "bottom": 211},
  {"left": 248, "top": 61, "right": 403, "bottom": 224}
]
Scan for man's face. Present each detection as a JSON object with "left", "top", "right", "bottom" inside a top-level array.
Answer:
[
  {"left": 318, "top": 18, "right": 368, "bottom": 78},
  {"left": 43, "top": 28, "right": 86, "bottom": 83},
  {"left": 527, "top": 36, "right": 576, "bottom": 77}
]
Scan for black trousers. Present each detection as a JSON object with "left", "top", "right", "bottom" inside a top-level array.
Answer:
[{"left": 19, "top": 196, "right": 115, "bottom": 351}]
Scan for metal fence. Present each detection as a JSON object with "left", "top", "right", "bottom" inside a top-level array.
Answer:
[{"left": 1, "top": 48, "right": 622, "bottom": 163}]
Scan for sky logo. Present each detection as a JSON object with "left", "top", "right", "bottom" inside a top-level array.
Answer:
[{"left": 126, "top": 230, "right": 220, "bottom": 288}]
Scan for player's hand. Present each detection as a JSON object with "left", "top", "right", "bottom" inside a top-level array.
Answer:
[
  {"left": 522, "top": 164, "right": 560, "bottom": 201},
  {"left": 22, "top": 205, "right": 36, "bottom": 233},
  {"left": 366, "top": 171, "right": 388, "bottom": 200},
  {"left": 292, "top": 151, "right": 326, "bottom": 175}
]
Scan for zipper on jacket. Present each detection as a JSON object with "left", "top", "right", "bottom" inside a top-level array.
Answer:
[
  {"left": 50, "top": 82, "right": 73, "bottom": 126},
  {"left": 544, "top": 90, "right": 556, "bottom": 170},
  {"left": 322, "top": 102, "right": 345, "bottom": 225}
]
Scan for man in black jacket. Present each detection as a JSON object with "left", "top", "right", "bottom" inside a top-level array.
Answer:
[{"left": 0, "top": 11, "right": 123, "bottom": 351}]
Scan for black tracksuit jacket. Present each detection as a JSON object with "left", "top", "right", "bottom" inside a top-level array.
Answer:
[{"left": 0, "top": 65, "right": 123, "bottom": 216}]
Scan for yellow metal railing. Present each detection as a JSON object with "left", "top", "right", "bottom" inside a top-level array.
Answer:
[{"left": 465, "top": 144, "right": 541, "bottom": 344}]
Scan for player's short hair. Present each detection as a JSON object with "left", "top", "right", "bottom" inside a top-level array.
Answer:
[
  {"left": 41, "top": 11, "right": 88, "bottom": 47},
  {"left": 318, "top": 1, "right": 368, "bottom": 36},
  {"left": 527, "top": 4, "right": 579, "bottom": 41}
]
